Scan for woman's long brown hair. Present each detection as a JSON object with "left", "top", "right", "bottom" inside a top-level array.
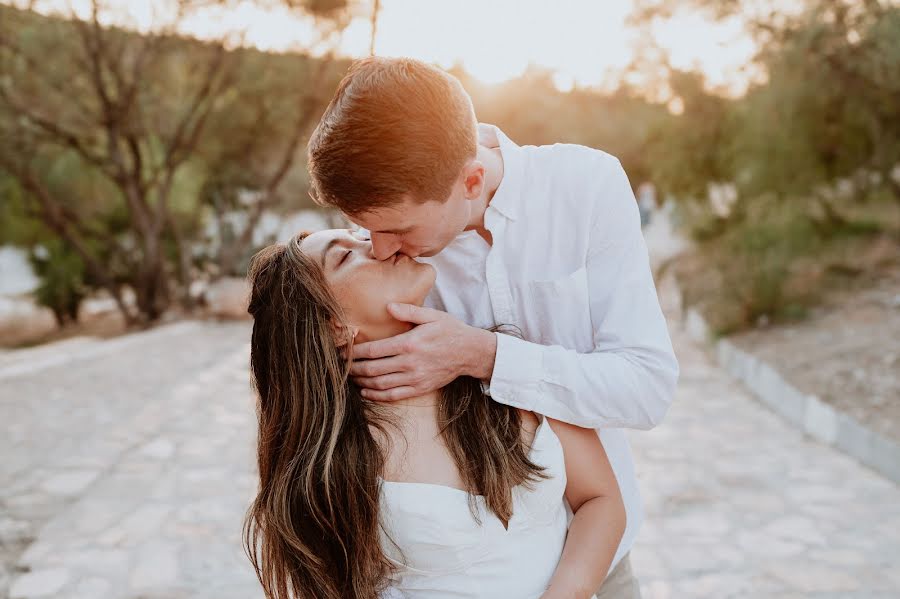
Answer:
[{"left": 243, "top": 234, "right": 548, "bottom": 599}]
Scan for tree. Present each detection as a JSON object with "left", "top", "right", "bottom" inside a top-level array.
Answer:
[
  {"left": 0, "top": 1, "right": 352, "bottom": 324},
  {"left": 645, "top": 69, "right": 734, "bottom": 205},
  {"left": 630, "top": 0, "right": 900, "bottom": 224},
  {"left": 631, "top": 0, "right": 900, "bottom": 331}
]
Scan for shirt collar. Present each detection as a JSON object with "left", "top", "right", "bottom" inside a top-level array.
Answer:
[{"left": 479, "top": 123, "right": 523, "bottom": 222}]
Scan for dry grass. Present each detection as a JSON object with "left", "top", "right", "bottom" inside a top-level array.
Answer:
[{"left": 672, "top": 232, "right": 900, "bottom": 336}]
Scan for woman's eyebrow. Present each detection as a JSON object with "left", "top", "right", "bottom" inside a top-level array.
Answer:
[{"left": 321, "top": 238, "right": 341, "bottom": 268}]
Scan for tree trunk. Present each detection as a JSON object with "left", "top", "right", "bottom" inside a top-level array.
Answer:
[
  {"left": 133, "top": 231, "right": 170, "bottom": 323},
  {"left": 169, "top": 215, "right": 197, "bottom": 311}
]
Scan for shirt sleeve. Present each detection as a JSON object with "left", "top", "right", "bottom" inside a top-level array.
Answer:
[
  {"left": 488, "top": 158, "right": 679, "bottom": 430},
  {"left": 379, "top": 586, "right": 409, "bottom": 599}
]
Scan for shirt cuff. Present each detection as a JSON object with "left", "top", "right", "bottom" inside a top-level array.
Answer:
[{"left": 488, "top": 333, "right": 543, "bottom": 411}]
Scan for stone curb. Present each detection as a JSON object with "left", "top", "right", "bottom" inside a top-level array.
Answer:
[{"left": 685, "top": 307, "right": 900, "bottom": 485}]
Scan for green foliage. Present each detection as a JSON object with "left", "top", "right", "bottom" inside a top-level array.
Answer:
[
  {"left": 0, "top": 175, "right": 46, "bottom": 245},
  {"left": 461, "top": 67, "right": 668, "bottom": 190},
  {"left": 718, "top": 207, "right": 820, "bottom": 329},
  {"left": 643, "top": 1, "right": 900, "bottom": 332},
  {"left": 673, "top": 202, "right": 825, "bottom": 335},
  {"left": 196, "top": 48, "right": 347, "bottom": 215},
  {"left": 644, "top": 1, "right": 899, "bottom": 215},
  {"left": 731, "top": 2, "right": 900, "bottom": 206},
  {"left": 2, "top": 0, "right": 896, "bottom": 334},
  {"left": 0, "top": 3, "right": 349, "bottom": 324},
  {"left": 29, "top": 239, "right": 88, "bottom": 326},
  {"left": 646, "top": 70, "right": 734, "bottom": 203}
]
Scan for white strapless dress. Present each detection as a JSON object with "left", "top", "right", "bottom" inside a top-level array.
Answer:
[{"left": 378, "top": 417, "right": 594, "bottom": 599}]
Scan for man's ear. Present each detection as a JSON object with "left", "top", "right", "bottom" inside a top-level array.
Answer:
[
  {"left": 331, "top": 320, "right": 359, "bottom": 349},
  {"left": 462, "top": 160, "right": 485, "bottom": 200}
]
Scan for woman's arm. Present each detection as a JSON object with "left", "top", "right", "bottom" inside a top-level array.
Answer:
[{"left": 541, "top": 419, "right": 626, "bottom": 599}]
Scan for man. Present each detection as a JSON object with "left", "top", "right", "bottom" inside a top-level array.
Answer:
[{"left": 307, "top": 56, "right": 678, "bottom": 598}]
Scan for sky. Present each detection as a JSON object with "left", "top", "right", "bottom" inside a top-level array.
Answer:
[{"left": 17, "top": 0, "right": 761, "bottom": 95}]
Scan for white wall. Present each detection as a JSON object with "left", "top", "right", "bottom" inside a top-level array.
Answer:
[{"left": 0, "top": 246, "right": 38, "bottom": 296}]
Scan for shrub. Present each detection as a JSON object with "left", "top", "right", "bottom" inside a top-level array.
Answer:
[{"left": 29, "top": 240, "right": 88, "bottom": 327}]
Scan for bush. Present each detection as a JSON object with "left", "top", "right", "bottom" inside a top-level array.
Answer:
[
  {"left": 673, "top": 195, "right": 898, "bottom": 335},
  {"left": 672, "top": 199, "right": 824, "bottom": 334},
  {"left": 716, "top": 214, "right": 819, "bottom": 330},
  {"left": 29, "top": 240, "right": 88, "bottom": 327}
]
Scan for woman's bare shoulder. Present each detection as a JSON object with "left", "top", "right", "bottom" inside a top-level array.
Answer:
[
  {"left": 518, "top": 409, "right": 541, "bottom": 446},
  {"left": 518, "top": 408, "right": 540, "bottom": 427}
]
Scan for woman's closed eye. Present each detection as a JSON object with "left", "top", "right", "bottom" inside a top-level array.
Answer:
[{"left": 338, "top": 249, "right": 352, "bottom": 266}]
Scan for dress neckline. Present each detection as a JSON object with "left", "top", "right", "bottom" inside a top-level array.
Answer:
[{"left": 379, "top": 414, "right": 549, "bottom": 498}]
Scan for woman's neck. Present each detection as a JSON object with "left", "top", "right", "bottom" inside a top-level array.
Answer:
[{"left": 385, "top": 389, "right": 442, "bottom": 410}]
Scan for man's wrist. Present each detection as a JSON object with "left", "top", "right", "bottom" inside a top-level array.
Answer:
[
  {"left": 465, "top": 327, "right": 497, "bottom": 382},
  {"left": 542, "top": 585, "right": 593, "bottom": 599}
]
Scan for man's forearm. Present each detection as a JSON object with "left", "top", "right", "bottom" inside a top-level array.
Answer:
[{"left": 489, "top": 333, "right": 678, "bottom": 429}]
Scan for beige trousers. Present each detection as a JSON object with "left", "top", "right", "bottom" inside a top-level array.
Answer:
[{"left": 594, "top": 553, "right": 642, "bottom": 599}]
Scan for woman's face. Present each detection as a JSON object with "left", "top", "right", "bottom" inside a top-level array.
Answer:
[{"left": 300, "top": 229, "right": 437, "bottom": 343}]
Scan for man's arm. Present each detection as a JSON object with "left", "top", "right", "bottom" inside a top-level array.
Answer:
[
  {"left": 351, "top": 160, "right": 677, "bottom": 430},
  {"left": 487, "top": 159, "right": 678, "bottom": 430}
]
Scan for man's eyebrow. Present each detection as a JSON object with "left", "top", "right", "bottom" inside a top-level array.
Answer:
[
  {"left": 377, "top": 226, "right": 412, "bottom": 235},
  {"left": 321, "top": 238, "right": 341, "bottom": 269}
]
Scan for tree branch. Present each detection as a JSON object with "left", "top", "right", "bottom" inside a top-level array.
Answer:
[
  {"left": 159, "top": 43, "right": 229, "bottom": 175},
  {"left": 0, "top": 156, "right": 137, "bottom": 323},
  {"left": 148, "top": 43, "right": 232, "bottom": 235},
  {"left": 0, "top": 85, "right": 111, "bottom": 174},
  {"left": 217, "top": 54, "right": 335, "bottom": 273},
  {"left": 0, "top": 33, "right": 96, "bottom": 125}
]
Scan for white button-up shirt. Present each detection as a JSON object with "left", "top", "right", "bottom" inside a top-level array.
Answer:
[{"left": 420, "top": 124, "right": 679, "bottom": 570}]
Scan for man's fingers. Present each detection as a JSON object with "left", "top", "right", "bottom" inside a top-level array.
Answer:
[
  {"left": 387, "top": 302, "right": 443, "bottom": 325},
  {"left": 351, "top": 334, "right": 408, "bottom": 360},
  {"left": 350, "top": 340, "right": 382, "bottom": 361},
  {"left": 360, "top": 386, "right": 419, "bottom": 402},
  {"left": 353, "top": 372, "right": 412, "bottom": 391},
  {"left": 348, "top": 356, "right": 405, "bottom": 378}
]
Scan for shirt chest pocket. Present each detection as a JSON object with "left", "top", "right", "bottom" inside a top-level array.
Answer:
[{"left": 518, "top": 266, "right": 594, "bottom": 352}]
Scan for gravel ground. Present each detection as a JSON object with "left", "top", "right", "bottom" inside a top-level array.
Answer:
[{"left": 729, "top": 266, "right": 900, "bottom": 444}]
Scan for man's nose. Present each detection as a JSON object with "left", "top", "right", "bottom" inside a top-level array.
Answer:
[{"left": 370, "top": 234, "right": 401, "bottom": 261}]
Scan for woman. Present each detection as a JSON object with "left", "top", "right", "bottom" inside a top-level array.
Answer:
[{"left": 243, "top": 230, "right": 626, "bottom": 599}]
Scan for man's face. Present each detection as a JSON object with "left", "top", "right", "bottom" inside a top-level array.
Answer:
[{"left": 348, "top": 183, "right": 472, "bottom": 260}]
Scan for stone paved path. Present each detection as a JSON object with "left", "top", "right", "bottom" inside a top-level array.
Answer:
[
  {"left": 1, "top": 321, "right": 261, "bottom": 599},
  {"left": 1, "top": 227, "right": 898, "bottom": 597}
]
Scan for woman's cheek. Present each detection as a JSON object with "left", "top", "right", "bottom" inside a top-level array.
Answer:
[{"left": 333, "top": 281, "right": 361, "bottom": 316}]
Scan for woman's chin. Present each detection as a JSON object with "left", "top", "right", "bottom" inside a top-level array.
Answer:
[
  {"left": 411, "top": 262, "right": 437, "bottom": 303},
  {"left": 376, "top": 262, "right": 435, "bottom": 310}
]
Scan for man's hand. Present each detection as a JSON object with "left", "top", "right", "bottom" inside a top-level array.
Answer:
[{"left": 349, "top": 303, "right": 497, "bottom": 402}]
